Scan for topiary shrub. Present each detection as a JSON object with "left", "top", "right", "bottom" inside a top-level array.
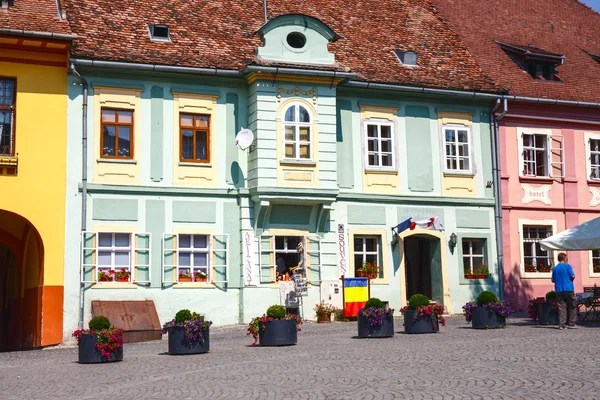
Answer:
[
  {"left": 408, "top": 294, "right": 430, "bottom": 309},
  {"left": 365, "top": 297, "right": 384, "bottom": 309},
  {"left": 175, "top": 309, "right": 192, "bottom": 323},
  {"left": 476, "top": 291, "right": 498, "bottom": 305},
  {"left": 266, "top": 304, "right": 287, "bottom": 319},
  {"left": 545, "top": 291, "right": 557, "bottom": 301},
  {"left": 88, "top": 315, "right": 111, "bottom": 331}
]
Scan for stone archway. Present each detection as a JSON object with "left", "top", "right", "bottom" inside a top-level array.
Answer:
[{"left": 0, "top": 210, "right": 45, "bottom": 351}]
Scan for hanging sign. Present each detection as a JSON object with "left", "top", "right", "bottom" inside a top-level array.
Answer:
[
  {"left": 337, "top": 224, "right": 349, "bottom": 277},
  {"left": 242, "top": 231, "right": 256, "bottom": 286}
]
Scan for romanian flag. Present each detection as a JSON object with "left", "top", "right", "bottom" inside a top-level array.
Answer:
[{"left": 344, "top": 278, "right": 368, "bottom": 317}]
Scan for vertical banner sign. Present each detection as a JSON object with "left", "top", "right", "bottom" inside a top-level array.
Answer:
[
  {"left": 243, "top": 231, "right": 256, "bottom": 286},
  {"left": 337, "top": 224, "right": 348, "bottom": 277}
]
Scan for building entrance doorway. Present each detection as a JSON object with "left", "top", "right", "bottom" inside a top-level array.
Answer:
[{"left": 404, "top": 235, "right": 443, "bottom": 304}]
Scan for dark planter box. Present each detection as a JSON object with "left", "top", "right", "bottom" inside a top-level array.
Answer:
[
  {"left": 78, "top": 333, "right": 123, "bottom": 364},
  {"left": 357, "top": 312, "right": 394, "bottom": 338},
  {"left": 403, "top": 309, "right": 439, "bottom": 334},
  {"left": 537, "top": 302, "right": 558, "bottom": 325},
  {"left": 258, "top": 319, "right": 297, "bottom": 346},
  {"left": 471, "top": 306, "right": 506, "bottom": 329},
  {"left": 168, "top": 326, "right": 210, "bottom": 355}
]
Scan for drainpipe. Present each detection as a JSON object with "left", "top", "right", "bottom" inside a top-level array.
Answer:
[
  {"left": 70, "top": 63, "right": 88, "bottom": 330},
  {"left": 491, "top": 98, "right": 507, "bottom": 300}
]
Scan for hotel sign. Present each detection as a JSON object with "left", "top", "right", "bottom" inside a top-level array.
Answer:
[{"left": 521, "top": 184, "right": 552, "bottom": 205}]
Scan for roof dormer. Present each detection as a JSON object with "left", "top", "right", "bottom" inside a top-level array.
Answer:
[
  {"left": 496, "top": 41, "right": 564, "bottom": 82},
  {"left": 256, "top": 14, "right": 338, "bottom": 66}
]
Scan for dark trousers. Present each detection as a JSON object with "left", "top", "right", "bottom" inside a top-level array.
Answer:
[{"left": 556, "top": 291, "right": 577, "bottom": 327}]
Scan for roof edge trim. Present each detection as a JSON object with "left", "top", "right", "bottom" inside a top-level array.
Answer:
[{"left": 0, "top": 28, "right": 76, "bottom": 40}]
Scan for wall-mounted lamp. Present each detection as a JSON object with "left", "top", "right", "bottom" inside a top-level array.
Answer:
[{"left": 449, "top": 232, "right": 458, "bottom": 249}]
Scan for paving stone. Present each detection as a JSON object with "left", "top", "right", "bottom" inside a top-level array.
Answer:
[{"left": 0, "top": 316, "right": 599, "bottom": 399}]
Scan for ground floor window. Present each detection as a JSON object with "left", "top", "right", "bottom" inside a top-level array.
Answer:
[
  {"left": 462, "top": 238, "right": 487, "bottom": 278},
  {"left": 97, "top": 233, "right": 131, "bottom": 282},
  {"left": 591, "top": 250, "right": 600, "bottom": 274},
  {"left": 177, "top": 234, "right": 209, "bottom": 281},
  {"left": 523, "top": 225, "right": 553, "bottom": 273},
  {"left": 275, "top": 236, "right": 303, "bottom": 280},
  {"left": 353, "top": 235, "right": 383, "bottom": 279}
]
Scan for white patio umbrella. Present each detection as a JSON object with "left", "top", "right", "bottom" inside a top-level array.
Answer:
[{"left": 540, "top": 217, "right": 600, "bottom": 251}]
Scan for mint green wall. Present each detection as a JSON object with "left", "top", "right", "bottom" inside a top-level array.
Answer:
[
  {"left": 337, "top": 99, "right": 354, "bottom": 188},
  {"left": 172, "top": 201, "right": 216, "bottom": 223},
  {"left": 92, "top": 198, "right": 138, "bottom": 221},
  {"left": 405, "top": 105, "right": 434, "bottom": 192},
  {"left": 150, "top": 86, "right": 164, "bottom": 183}
]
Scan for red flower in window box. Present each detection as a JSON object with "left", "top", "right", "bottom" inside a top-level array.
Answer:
[
  {"left": 115, "top": 268, "right": 131, "bottom": 282},
  {"left": 524, "top": 264, "right": 537, "bottom": 272},
  {"left": 194, "top": 271, "right": 208, "bottom": 282},
  {"left": 538, "top": 264, "right": 552, "bottom": 273},
  {"left": 359, "top": 262, "right": 378, "bottom": 279},
  {"left": 98, "top": 270, "right": 115, "bottom": 282}
]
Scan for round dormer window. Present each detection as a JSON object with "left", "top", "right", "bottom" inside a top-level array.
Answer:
[{"left": 286, "top": 32, "right": 306, "bottom": 49}]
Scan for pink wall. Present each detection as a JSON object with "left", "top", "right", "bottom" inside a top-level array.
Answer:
[{"left": 499, "top": 102, "right": 600, "bottom": 311}]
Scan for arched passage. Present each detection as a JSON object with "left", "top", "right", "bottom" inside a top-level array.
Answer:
[{"left": 0, "top": 210, "right": 45, "bottom": 351}]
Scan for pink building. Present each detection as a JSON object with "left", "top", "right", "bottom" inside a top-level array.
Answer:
[{"left": 434, "top": 0, "right": 600, "bottom": 310}]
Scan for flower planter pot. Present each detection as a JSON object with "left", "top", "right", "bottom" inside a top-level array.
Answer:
[
  {"left": 167, "top": 326, "right": 210, "bottom": 355},
  {"left": 403, "top": 309, "right": 439, "bottom": 334},
  {"left": 537, "top": 302, "right": 558, "bottom": 325},
  {"left": 78, "top": 333, "right": 123, "bottom": 364},
  {"left": 317, "top": 312, "right": 331, "bottom": 323},
  {"left": 465, "top": 274, "right": 488, "bottom": 279},
  {"left": 194, "top": 277, "right": 207, "bottom": 283},
  {"left": 258, "top": 319, "right": 297, "bottom": 346},
  {"left": 116, "top": 277, "right": 129, "bottom": 282},
  {"left": 179, "top": 277, "right": 192, "bottom": 282},
  {"left": 471, "top": 306, "right": 506, "bottom": 329},
  {"left": 357, "top": 312, "right": 394, "bottom": 338}
]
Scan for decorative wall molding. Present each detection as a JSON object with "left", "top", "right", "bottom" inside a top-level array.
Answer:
[
  {"left": 277, "top": 85, "right": 317, "bottom": 104},
  {"left": 590, "top": 187, "right": 600, "bottom": 207},
  {"left": 521, "top": 184, "right": 552, "bottom": 205}
]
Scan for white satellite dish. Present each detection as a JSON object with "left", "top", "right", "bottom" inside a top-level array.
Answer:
[{"left": 235, "top": 128, "right": 254, "bottom": 150}]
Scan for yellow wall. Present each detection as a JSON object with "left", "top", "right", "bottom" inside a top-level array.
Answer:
[{"left": 0, "top": 59, "right": 68, "bottom": 287}]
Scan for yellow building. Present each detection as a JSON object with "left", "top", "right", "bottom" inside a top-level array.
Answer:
[{"left": 0, "top": 1, "right": 74, "bottom": 350}]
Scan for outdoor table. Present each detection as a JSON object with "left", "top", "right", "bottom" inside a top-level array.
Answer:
[{"left": 576, "top": 292, "right": 595, "bottom": 321}]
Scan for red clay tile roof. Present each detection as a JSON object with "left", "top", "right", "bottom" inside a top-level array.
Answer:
[
  {"left": 0, "top": 0, "right": 72, "bottom": 36},
  {"left": 432, "top": 0, "right": 600, "bottom": 102},
  {"left": 64, "top": 0, "right": 499, "bottom": 93}
]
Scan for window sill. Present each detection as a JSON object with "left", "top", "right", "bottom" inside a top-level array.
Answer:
[
  {"left": 280, "top": 160, "right": 316, "bottom": 167},
  {"left": 178, "top": 162, "right": 212, "bottom": 167},
  {"left": 443, "top": 171, "right": 475, "bottom": 177},
  {"left": 587, "top": 179, "right": 600, "bottom": 186},
  {"left": 92, "top": 283, "right": 137, "bottom": 289},
  {"left": 521, "top": 272, "right": 552, "bottom": 279},
  {"left": 173, "top": 283, "right": 216, "bottom": 289},
  {"left": 365, "top": 169, "right": 398, "bottom": 175},
  {"left": 518, "top": 176, "right": 555, "bottom": 184},
  {"left": 97, "top": 158, "right": 137, "bottom": 165}
]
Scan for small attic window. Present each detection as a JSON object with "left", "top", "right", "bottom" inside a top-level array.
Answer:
[
  {"left": 286, "top": 32, "right": 307, "bottom": 49},
  {"left": 496, "top": 41, "right": 563, "bottom": 82},
  {"left": 394, "top": 50, "right": 418, "bottom": 66},
  {"left": 148, "top": 24, "right": 170, "bottom": 42}
]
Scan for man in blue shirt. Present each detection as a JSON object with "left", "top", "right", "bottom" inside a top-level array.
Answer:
[{"left": 551, "top": 253, "right": 577, "bottom": 329}]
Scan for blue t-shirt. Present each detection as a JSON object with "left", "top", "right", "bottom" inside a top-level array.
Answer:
[{"left": 552, "top": 262, "right": 575, "bottom": 292}]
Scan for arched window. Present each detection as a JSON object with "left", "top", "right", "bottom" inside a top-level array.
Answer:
[{"left": 283, "top": 103, "right": 311, "bottom": 160}]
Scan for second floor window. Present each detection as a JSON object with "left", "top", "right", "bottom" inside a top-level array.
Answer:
[
  {"left": 283, "top": 103, "right": 311, "bottom": 160},
  {"left": 366, "top": 121, "right": 394, "bottom": 168},
  {"left": 0, "top": 78, "right": 16, "bottom": 156},
  {"left": 443, "top": 126, "right": 471, "bottom": 173},
  {"left": 180, "top": 114, "right": 209, "bottom": 163},
  {"left": 589, "top": 139, "right": 600, "bottom": 180},
  {"left": 101, "top": 109, "right": 133, "bottom": 159},
  {"left": 522, "top": 133, "right": 547, "bottom": 177}
]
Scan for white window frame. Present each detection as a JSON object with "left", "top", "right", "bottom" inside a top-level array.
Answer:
[
  {"left": 518, "top": 129, "right": 564, "bottom": 178},
  {"left": 518, "top": 219, "right": 557, "bottom": 278},
  {"left": 257, "top": 234, "right": 320, "bottom": 284},
  {"left": 282, "top": 102, "right": 312, "bottom": 161},
  {"left": 521, "top": 133, "right": 548, "bottom": 177},
  {"left": 352, "top": 235, "right": 383, "bottom": 280},
  {"left": 590, "top": 250, "right": 600, "bottom": 277},
  {"left": 162, "top": 233, "right": 229, "bottom": 284},
  {"left": 81, "top": 231, "right": 151, "bottom": 284},
  {"left": 177, "top": 234, "right": 210, "bottom": 280},
  {"left": 364, "top": 120, "right": 395, "bottom": 170},
  {"left": 442, "top": 124, "right": 473, "bottom": 174},
  {"left": 585, "top": 132, "right": 600, "bottom": 181},
  {"left": 462, "top": 238, "right": 486, "bottom": 277}
]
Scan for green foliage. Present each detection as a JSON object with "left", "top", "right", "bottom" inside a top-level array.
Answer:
[
  {"left": 476, "top": 291, "right": 498, "bottom": 305},
  {"left": 88, "top": 315, "right": 111, "bottom": 331},
  {"left": 365, "top": 297, "right": 384, "bottom": 309},
  {"left": 266, "top": 304, "right": 286, "bottom": 319},
  {"left": 191, "top": 312, "right": 205, "bottom": 321},
  {"left": 408, "top": 294, "right": 430, "bottom": 309},
  {"left": 175, "top": 309, "right": 192, "bottom": 323},
  {"left": 545, "top": 291, "right": 557, "bottom": 301}
]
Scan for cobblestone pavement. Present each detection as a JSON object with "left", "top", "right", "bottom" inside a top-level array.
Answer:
[{"left": 1, "top": 315, "right": 600, "bottom": 400}]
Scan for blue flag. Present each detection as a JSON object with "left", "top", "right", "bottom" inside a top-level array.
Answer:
[{"left": 396, "top": 218, "right": 412, "bottom": 234}]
